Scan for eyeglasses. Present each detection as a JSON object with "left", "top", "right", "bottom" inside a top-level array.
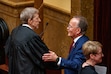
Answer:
[
  {"left": 95, "top": 52, "right": 103, "bottom": 56},
  {"left": 67, "top": 24, "right": 79, "bottom": 29},
  {"left": 67, "top": 24, "right": 74, "bottom": 28},
  {"left": 98, "top": 52, "right": 103, "bottom": 54}
]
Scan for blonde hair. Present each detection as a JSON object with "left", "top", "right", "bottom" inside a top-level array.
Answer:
[{"left": 82, "top": 40, "right": 102, "bottom": 59}]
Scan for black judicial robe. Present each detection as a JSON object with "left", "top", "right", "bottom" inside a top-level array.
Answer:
[{"left": 5, "top": 26, "right": 57, "bottom": 74}]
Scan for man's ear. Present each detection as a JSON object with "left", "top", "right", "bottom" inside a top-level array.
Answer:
[
  {"left": 77, "top": 27, "right": 81, "bottom": 34},
  {"left": 90, "top": 54, "right": 95, "bottom": 59},
  {"left": 28, "top": 18, "right": 32, "bottom": 24}
]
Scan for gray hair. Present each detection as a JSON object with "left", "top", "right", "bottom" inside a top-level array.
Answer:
[
  {"left": 20, "top": 7, "right": 39, "bottom": 23},
  {"left": 73, "top": 16, "right": 88, "bottom": 34}
]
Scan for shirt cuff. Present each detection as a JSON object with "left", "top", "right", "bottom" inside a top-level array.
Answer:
[{"left": 57, "top": 57, "right": 61, "bottom": 66}]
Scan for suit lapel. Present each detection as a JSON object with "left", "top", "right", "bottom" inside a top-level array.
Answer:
[{"left": 68, "top": 35, "right": 89, "bottom": 59}]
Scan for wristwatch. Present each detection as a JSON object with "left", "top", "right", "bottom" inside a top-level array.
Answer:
[{"left": 56, "top": 57, "right": 59, "bottom": 63}]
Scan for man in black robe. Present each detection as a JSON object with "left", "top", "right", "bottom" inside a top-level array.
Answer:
[{"left": 5, "top": 7, "right": 57, "bottom": 74}]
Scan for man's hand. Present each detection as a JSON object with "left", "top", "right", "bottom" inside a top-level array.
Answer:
[
  {"left": 42, "top": 51, "right": 58, "bottom": 62},
  {"left": 0, "top": 64, "right": 8, "bottom": 72}
]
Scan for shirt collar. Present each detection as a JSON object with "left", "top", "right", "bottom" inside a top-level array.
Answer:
[
  {"left": 74, "top": 35, "right": 83, "bottom": 43},
  {"left": 22, "top": 24, "right": 32, "bottom": 29}
]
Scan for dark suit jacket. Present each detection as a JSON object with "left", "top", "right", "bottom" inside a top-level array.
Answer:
[{"left": 60, "top": 35, "right": 89, "bottom": 74}]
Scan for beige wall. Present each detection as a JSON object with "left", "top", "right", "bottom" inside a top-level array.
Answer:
[{"left": 44, "top": 0, "right": 71, "bottom": 13}]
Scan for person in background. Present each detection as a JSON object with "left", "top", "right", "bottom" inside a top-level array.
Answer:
[
  {"left": 78, "top": 40, "right": 104, "bottom": 74},
  {"left": 5, "top": 7, "right": 57, "bottom": 74},
  {"left": 42, "top": 16, "right": 89, "bottom": 74},
  {"left": 0, "top": 20, "right": 9, "bottom": 73}
]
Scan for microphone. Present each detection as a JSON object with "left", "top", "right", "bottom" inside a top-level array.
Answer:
[{"left": 39, "top": 22, "right": 48, "bottom": 37}]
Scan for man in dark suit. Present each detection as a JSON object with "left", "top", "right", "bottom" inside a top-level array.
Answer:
[{"left": 42, "top": 16, "right": 89, "bottom": 74}]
